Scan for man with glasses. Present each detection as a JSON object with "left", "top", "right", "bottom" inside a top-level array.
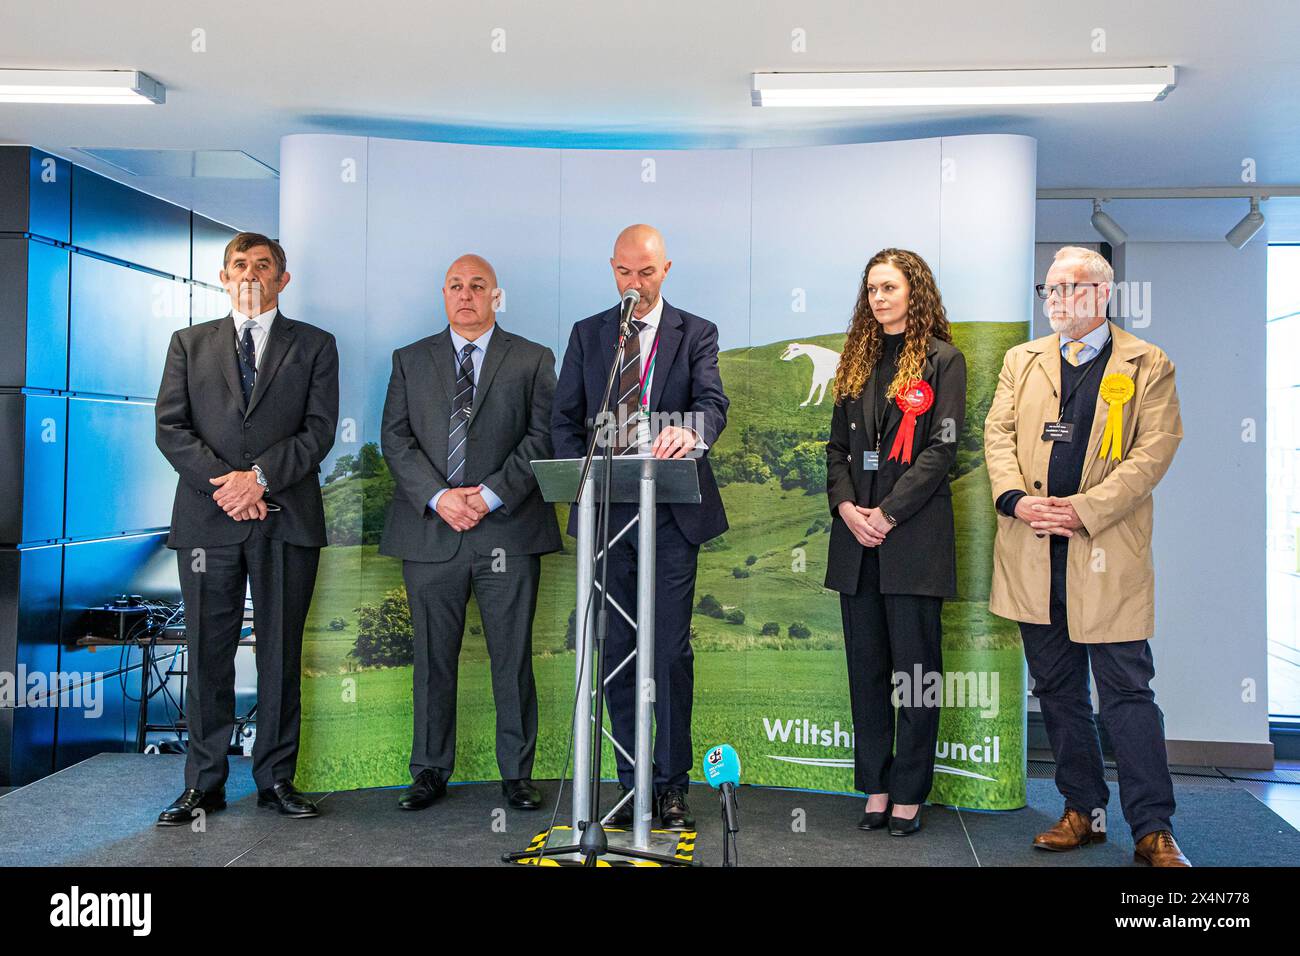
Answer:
[{"left": 984, "top": 246, "right": 1190, "bottom": 866}]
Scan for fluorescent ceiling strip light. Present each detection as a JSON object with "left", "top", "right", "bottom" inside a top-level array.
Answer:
[
  {"left": 0, "top": 69, "right": 165, "bottom": 105},
  {"left": 752, "top": 67, "right": 1175, "bottom": 107}
]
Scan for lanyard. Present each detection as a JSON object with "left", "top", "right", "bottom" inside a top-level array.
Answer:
[
  {"left": 636, "top": 328, "right": 660, "bottom": 413},
  {"left": 1056, "top": 344, "right": 1108, "bottom": 422}
]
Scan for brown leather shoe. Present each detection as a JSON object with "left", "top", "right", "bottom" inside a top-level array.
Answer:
[
  {"left": 1032, "top": 808, "right": 1105, "bottom": 851},
  {"left": 1134, "top": 830, "right": 1191, "bottom": 867}
]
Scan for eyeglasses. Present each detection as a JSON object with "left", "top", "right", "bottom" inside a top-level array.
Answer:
[{"left": 1035, "top": 282, "right": 1105, "bottom": 300}]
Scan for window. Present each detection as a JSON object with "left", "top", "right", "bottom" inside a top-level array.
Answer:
[{"left": 1267, "top": 243, "right": 1300, "bottom": 718}]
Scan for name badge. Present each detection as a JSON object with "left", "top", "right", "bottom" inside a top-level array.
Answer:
[
  {"left": 863, "top": 451, "right": 880, "bottom": 471},
  {"left": 1041, "top": 421, "right": 1074, "bottom": 443}
]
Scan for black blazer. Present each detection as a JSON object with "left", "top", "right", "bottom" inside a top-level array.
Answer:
[
  {"left": 378, "top": 325, "right": 562, "bottom": 563},
  {"left": 824, "top": 337, "right": 966, "bottom": 598},
  {"left": 155, "top": 312, "right": 340, "bottom": 550},
  {"left": 550, "top": 299, "right": 729, "bottom": 546}
]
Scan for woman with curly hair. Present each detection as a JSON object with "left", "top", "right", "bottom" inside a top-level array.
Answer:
[{"left": 824, "top": 248, "right": 967, "bottom": 837}]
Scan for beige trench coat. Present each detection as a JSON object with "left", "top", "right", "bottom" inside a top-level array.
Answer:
[{"left": 984, "top": 322, "right": 1182, "bottom": 643}]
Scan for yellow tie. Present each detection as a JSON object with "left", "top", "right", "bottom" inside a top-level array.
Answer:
[{"left": 1064, "top": 341, "right": 1087, "bottom": 367}]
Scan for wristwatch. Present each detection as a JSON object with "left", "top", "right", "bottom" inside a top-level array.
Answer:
[
  {"left": 252, "top": 464, "right": 268, "bottom": 488},
  {"left": 881, "top": 509, "right": 898, "bottom": 527}
]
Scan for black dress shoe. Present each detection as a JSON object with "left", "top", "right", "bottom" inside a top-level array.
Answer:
[
  {"left": 157, "top": 787, "right": 226, "bottom": 827},
  {"left": 658, "top": 788, "right": 695, "bottom": 831},
  {"left": 398, "top": 769, "right": 447, "bottom": 810},
  {"left": 256, "top": 780, "right": 319, "bottom": 818},
  {"left": 857, "top": 803, "right": 893, "bottom": 831},
  {"left": 889, "top": 807, "right": 922, "bottom": 836},
  {"left": 502, "top": 778, "right": 542, "bottom": 810},
  {"left": 603, "top": 785, "right": 634, "bottom": 828}
]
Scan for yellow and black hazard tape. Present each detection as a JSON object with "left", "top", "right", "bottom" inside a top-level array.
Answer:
[{"left": 512, "top": 825, "right": 698, "bottom": 866}]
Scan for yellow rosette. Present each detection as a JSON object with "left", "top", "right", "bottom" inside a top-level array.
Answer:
[{"left": 1097, "top": 373, "right": 1135, "bottom": 461}]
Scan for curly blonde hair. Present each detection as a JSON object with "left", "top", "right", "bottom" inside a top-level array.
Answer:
[{"left": 832, "top": 248, "right": 951, "bottom": 403}]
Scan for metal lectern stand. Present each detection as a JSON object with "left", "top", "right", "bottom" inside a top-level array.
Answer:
[{"left": 522, "top": 455, "right": 701, "bottom": 864}]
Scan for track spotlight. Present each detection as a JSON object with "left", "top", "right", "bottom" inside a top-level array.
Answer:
[
  {"left": 1090, "top": 199, "right": 1128, "bottom": 246},
  {"left": 1225, "top": 197, "right": 1265, "bottom": 249}
]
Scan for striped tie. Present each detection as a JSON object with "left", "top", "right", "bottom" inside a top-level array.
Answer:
[
  {"left": 1064, "top": 340, "right": 1087, "bottom": 367},
  {"left": 614, "top": 320, "right": 646, "bottom": 454},
  {"left": 447, "top": 342, "right": 475, "bottom": 485}
]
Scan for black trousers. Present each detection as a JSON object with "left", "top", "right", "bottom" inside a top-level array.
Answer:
[
  {"left": 840, "top": 547, "right": 944, "bottom": 804},
  {"left": 1019, "top": 542, "right": 1176, "bottom": 842},
  {"left": 176, "top": 524, "right": 320, "bottom": 792},
  {"left": 601, "top": 505, "right": 699, "bottom": 793},
  {"left": 403, "top": 551, "right": 540, "bottom": 782}
]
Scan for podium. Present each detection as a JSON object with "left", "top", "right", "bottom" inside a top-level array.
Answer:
[{"left": 530, "top": 455, "right": 701, "bottom": 856}]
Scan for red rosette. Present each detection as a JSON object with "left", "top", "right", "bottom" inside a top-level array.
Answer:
[
  {"left": 895, "top": 380, "right": 934, "bottom": 416},
  {"left": 887, "top": 379, "right": 934, "bottom": 465}
]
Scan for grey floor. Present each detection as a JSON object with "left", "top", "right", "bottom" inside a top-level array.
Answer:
[
  {"left": 1028, "top": 749, "right": 1300, "bottom": 833},
  {"left": 1, "top": 753, "right": 1298, "bottom": 866}
]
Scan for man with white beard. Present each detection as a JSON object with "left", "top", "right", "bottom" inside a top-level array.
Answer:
[{"left": 984, "top": 246, "right": 1190, "bottom": 866}]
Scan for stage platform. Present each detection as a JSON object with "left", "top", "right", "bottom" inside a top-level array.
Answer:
[{"left": 1, "top": 754, "right": 1297, "bottom": 867}]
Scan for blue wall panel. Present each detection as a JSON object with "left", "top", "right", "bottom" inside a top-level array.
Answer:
[
  {"left": 0, "top": 544, "right": 63, "bottom": 784},
  {"left": 27, "top": 150, "right": 71, "bottom": 244},
  {"left": 22, "top": 394, "right": 67, "bottom": 544},
  {"left": 64, "top": 398, "right": 174, "bottom": 539},
  {"left": 26, "top": 240, "right": 70, "bottom": 391},
  {"left": 0, "top": 393, "right": 63, "bottom": 546},
  {"left": 70, "top": 167, "right": 189, "bottom": 278},
  {"left": 193, "top": 213, "right": 239, "bottom": 287},
  {"left": 0, "top": 148, "right": 70, "bottom": 242},
  {"left": 68, "top": 253, "right": 186, "bottom": 398},
  {"left": 0, "top": 239, "right": 68, "bottom": 391}
]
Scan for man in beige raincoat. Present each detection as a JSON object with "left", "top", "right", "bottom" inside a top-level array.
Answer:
[{"left": 985, "top": 245, "right": 1189, "bottom": 867}]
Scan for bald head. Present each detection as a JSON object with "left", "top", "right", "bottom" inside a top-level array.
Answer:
[
  {"left": 442, "top": 253, "right": 498, "bottom": 340},
  {"left": 446, "top": 254, "right": 497, "bottom": 288},
  {"left": 610, "top": 224, "right": 671, "bottom": 318},
  {"left": 613, "top": 224, "right": 666, "bottom": 261}
]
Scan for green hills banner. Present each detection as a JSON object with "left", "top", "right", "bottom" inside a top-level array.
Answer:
[{"left": 295, "top": 320, "right": 1028, "bottom": 810}]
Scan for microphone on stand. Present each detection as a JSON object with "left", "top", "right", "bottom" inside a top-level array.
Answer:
[
  {"left": 702, "top": 744, "right": 742, "bottom": 866},
  {"left": 618, "top": 287, "right": 641, "bottom": 337}
]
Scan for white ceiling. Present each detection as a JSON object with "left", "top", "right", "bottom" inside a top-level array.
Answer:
[{"left": 2, "top": 0, "right": 1298, "bottom": 239}]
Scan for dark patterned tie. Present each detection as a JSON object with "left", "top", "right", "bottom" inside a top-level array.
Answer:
[
  {"left": 447, "top": 342, "right": 476, "bottom": 485},
  {"left": 238, "top": 320, "right": 257, "bottom": 404},
  {"left": 613, "top": 320, "right": 646, "bottom": 454}
]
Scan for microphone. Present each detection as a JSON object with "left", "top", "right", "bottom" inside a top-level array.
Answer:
[
  {"left": 618, "top": 287, "right": 640, "bottom": 336},
  {"left": 702, "top": 743, "right": 741, "bottom": 837}
]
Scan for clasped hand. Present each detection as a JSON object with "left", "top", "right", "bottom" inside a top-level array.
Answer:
[
  {"left": 210, "top": 470, "right": 266, "bottom": 521},
  {"left": 838, "top": 501, "right": 894, "bottom": 548},
  {"left": 435, "top": 486, "right": 490, "bottom": 532},
  {"left": 1013, "top": 495, "right": 1084, "bottom": 537}
]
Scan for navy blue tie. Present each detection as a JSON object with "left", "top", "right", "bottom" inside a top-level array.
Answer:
[{"left": 238, "top": 320, "right": 257, "bottom": 404}]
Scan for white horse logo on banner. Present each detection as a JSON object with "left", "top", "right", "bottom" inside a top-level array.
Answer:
[{"left": 780, "top": 342, "right": 840, "bottom": 407}]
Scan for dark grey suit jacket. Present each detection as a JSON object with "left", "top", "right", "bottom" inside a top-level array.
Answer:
[
  {"left": 155, "top": 312, "right": 340, "bottom": 550},
  {"left": 378, "top": 325, "right": 562, "bottom": 562}
]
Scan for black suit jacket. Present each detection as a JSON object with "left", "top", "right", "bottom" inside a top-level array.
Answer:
[
  {"left": 824, "top": 337, "right": 967, "bottom": 597},
  {"left": 551, "top": 299, "right": 729, "bottom": 546},
  {"left": 378, "top": 325, "right": 562, "bottom": 563},
  {"left": 155, "top": 312, "right": 340, "bottom": 550}
]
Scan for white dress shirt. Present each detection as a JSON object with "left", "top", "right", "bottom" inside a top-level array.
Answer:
[{"left": 231, "top": 307, "right": 278, "bottom": 366}]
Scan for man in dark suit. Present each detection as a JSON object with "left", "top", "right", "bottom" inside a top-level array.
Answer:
[
  {"left": 154, "top": 232, "right": 339, "bottom": 825},
  {"left": 380, "top": 254, "right": 560, "bottom": 812},
  {"left": 551, "top": 224, "right": 729, "bottom": 830}
]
